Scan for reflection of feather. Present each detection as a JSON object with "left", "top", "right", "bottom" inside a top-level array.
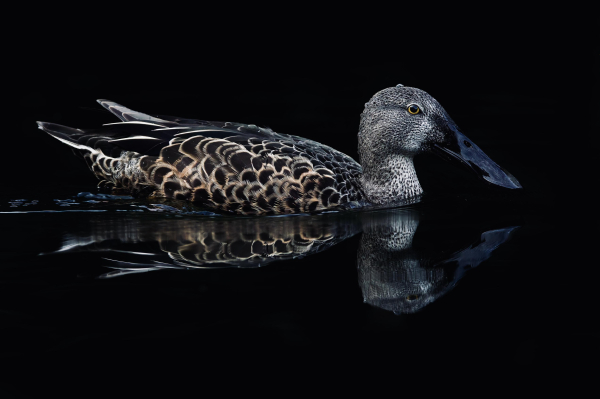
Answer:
[{"left": 47, "top": 213, "right": 361, "bottom": 276}]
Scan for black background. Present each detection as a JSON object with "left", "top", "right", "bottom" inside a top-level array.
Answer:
[{"left": 4, "top": 10, "right": 597, "bottom": 396}]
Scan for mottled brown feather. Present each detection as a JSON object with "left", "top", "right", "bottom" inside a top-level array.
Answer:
[{"left": 38, "top": 105, "right": 365, "bottom": 214}]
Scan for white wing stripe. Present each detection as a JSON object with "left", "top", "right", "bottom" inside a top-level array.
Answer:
[
  {"left": 103, "top": 121, "right": 166, "bottom": 127},
  {"left": 173, "top": 129, "right": 218, "bottom": 136},
  {"left": 47, "top": 133, "right": 99, "bottom": 153},
  {"left": 152, "top": 127, "right": 191, "bottom": 131},
  {"left": 109, "top": 136, "right": 163, "bottom": 142}
]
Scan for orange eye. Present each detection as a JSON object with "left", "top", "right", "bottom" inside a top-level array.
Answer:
[{"left": 407, "top": 104, "right": 420, "bottom": 115}]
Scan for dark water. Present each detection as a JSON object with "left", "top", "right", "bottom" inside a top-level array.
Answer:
[{"left": 1, "top": 185, "right": 595, "bottom": 387}]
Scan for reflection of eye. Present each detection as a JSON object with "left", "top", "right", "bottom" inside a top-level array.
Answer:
[
  {"left": 407, "top": 104, "right": 421, "bottom": 115},
  {"left": 406, "top": 295, "right": 419, "bottom": 301}
]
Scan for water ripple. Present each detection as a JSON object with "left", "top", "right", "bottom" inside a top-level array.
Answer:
[{"left": 1, "top": 192, "right": 219, "bottom": 216}]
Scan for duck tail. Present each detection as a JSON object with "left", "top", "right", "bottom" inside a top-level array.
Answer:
[
  {"left": 36, "top": 121, "right": 96, "bottom": 153},
  {"left": 36, "top": 121, "right": 122, "bottom": 186}
]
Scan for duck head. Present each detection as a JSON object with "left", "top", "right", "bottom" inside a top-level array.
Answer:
[{"left": 358, "top": 85, "right": 521, "bottom": 204}]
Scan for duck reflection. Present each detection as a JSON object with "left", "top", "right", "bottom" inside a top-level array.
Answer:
[{"left": 48, "top": 207, "right": 517, "bottom": 313}]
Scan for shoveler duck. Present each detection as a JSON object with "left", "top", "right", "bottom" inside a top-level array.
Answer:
[{"left": 37, "top": 85, "right": 521, "bottom": 215}]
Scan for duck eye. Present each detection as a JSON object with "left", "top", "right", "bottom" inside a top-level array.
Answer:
[{"left": 407, "top": 104, "right": 421, "bottom": 115}]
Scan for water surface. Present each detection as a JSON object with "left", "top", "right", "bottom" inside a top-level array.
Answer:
[{"left": 0, "top": 186, "right": 595, "bottom": 384}]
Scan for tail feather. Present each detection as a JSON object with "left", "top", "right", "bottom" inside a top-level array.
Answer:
[
  {"left": 36, "top": 121, "right": 97, "bottom": 153},
  {"left": 37, "top": 121, "right": 125, "bottom": 184},
  {"left": 36, "top": 103, "right": 161, "bottom": 193},
  {"left": 96, "top": 99, "right": 169, "bottom": 123}
]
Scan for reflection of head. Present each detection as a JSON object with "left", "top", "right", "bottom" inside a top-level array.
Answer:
[
  {"left": 358, "top": 210, "right": 517, "bottom": 314},
  {"left": 357, "top": 208, "right": 449, "bottom": 313},
  {"left": 358, "top": 259, "right": 454, "bottom": 314}
]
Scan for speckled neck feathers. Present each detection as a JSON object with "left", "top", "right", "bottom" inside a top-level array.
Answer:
[{"left": 359, "top": 154, "right": 422, "bottom": 204}]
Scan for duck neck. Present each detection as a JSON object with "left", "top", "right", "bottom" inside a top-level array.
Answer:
[{"left": 360, "top": 154, "right": 423, "bottom": 205}]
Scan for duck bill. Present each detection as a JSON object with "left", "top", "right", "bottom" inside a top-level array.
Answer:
[{"left": 433, "top": 126, "right": 522, "bottom": 189}]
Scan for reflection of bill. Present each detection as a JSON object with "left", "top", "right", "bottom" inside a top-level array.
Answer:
[
  {"left": 45, "top": 208, "right": 518, "bottom": 313},
  {"left": 358, "top": 210, "right": 517, "bottom": 314}
]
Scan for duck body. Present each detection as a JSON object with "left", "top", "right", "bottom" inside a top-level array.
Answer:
[
  {"left": 37, "top": 85, "right": 520, "bottom": 215},
  {"left": 38, "top": 101, "right": 367, "bottom": 215}
]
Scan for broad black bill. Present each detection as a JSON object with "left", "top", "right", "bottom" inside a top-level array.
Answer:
[{"left": 434, "top": 125, "right": 522, "bottom": 189}]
